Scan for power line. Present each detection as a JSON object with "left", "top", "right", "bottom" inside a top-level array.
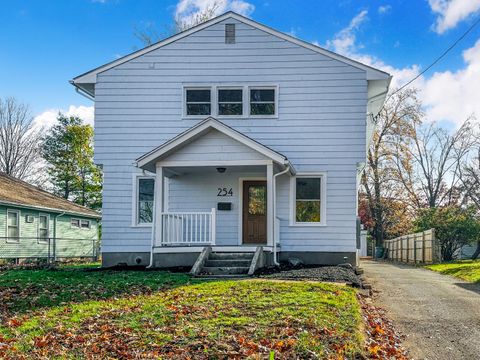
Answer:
[{"left": 387, "top": 15, "right": 480, "bottom": 99}]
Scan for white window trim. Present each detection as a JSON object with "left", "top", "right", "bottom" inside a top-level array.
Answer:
[
  {"left": 289, "top": 173, "right": 327, "bottom": 227},
  {"left": 80, "top": 219, "right": 91, "bottom": 230},
  {"left": 182, "top": 84, "right": 279, "bottom": 119},
  {"left": 6, "top": 209, "right": 20, "bottom": 243},
  {"left": 70, "top": 218, "right": 81, "bottom": 228},
  {"left": 132, "top": 174, "right": 157, "bottom": 227},
  {"left": 183, "top": 87, "right": 213, "bottom": 119},
  {"left": 248, "top": 85, "right": 279, "bottom": 118},
  {"left": 38, "top": 213, "right": 50, "bottom": 244},
  {"left": 217, "top": 86, "right": 244, "bottom": 117}
]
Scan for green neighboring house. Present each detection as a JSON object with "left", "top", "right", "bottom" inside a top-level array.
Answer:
[{"left": 0, "top": 172, "right": 101, "bottom": 259}]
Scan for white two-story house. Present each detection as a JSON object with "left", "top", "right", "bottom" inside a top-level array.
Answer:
[{"left": 72, "top": 12, "right": 390, "bottom": 271}]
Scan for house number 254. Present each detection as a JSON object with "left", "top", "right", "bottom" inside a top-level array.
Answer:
[{"left": 217, "top": 188, "right": 233, "bottom": 196}]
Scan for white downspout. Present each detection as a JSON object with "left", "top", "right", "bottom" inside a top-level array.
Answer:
[
  {"left": 272, "top": 164, "right": 291, "bottom": 266},
  {"left": 147, "top": 197, "right": 156, "bottom": 269}
]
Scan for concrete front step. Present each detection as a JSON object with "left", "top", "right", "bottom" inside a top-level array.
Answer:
[
  {"left": 208, "top": 252, "right": 254, "bottom": 260},
  {"left": 201, "top": 266, "right": 250, "bottom": 275},
  {"left": 204, "top": 259, "right": 252, "bottom": 267}
]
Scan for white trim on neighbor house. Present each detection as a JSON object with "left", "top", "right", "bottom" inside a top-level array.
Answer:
[
  {"left": 71, "top": 12, "right": 390, "bottom": 93},
  {"left": 5, "top": 209, "right": 20, "bottom": 243},
  {"left": 182, "top": 84, "right": 279, "bottom": 119},
  {"left": 0, "top": 200, "right": 100, "bottom": 219},
  {"left": 289, "top": 173, "right": 327, "bottom": 227},
  {"left": 237, "top": 176, "right": 267, "bottom": 246},
  {"left": 136, "top": 117, "right": 289, "bottom": 169},
  {"left": 37, "top": 212, "right": 50, "bottom": 244}
]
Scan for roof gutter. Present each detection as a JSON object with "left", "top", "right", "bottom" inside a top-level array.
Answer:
[{"left": 70, "top": 80, "right": 95, "bottom": 101}]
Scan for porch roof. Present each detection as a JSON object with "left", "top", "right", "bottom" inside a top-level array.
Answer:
[{"left": 136, "top": 117, "right": 292, "bottom": 172}]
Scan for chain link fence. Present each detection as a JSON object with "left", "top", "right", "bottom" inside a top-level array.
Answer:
[{"left": 0, "top": 237, "right": 99, "bottom": 264}]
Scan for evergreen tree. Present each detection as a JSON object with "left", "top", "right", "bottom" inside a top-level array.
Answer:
[{"left": 42, "top": 114, "right": 102, "bottom": 210}]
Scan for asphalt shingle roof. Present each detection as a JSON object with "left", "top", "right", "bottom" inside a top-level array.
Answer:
[{"left": 0, "top": 172, "right": 100, "bottom": 218}]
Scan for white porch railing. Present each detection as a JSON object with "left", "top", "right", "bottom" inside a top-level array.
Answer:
[{"left": 159, "top": 208, "right": 216, "bottom": 246}]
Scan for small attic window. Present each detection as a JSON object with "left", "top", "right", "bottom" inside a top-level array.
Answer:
[{"left": 225, "top": 24, "right": 235, "bottom": 44}]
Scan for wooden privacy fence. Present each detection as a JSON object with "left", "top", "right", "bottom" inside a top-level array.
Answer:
[{"left": 384, "top": 229, "right": 441, "bottom": 264}]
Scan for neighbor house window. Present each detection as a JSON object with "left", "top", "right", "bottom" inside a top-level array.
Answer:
[
  {"left": 185, "top": 88, "right": 211, "bottom": 116},
  {"left": 250, "top": 88, "right": 276, "bottom": 115},
  {"left": 71, "top": 218, "right": 80, "bottom": 228},
  {"left": 81, "top": 220, "right": 91, "bottom": 229},
  {"left": 138, "top": 178, "right": 154, "bottom": 224},
  {"left": 38, "top": 214, "right": 49, "bottom": 242},
  {"left": 6, "top": 210, "right": 20, "bottom": 242},
  {"left": 218, "top": 88, "right": 243, "bottom": 115},
  {"left": 292, "top": 176, "right": 325, "bottom": 224}
]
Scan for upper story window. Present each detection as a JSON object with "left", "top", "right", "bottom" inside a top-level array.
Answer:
[
  {"left": 218, "top": 89, "right": 243, "bottom": 116},
  {"left": 250, "top": 88, "right": 276, "bottom": 116},
  {"left": 185, "top": 88, "right": 211, "bottom": 116},
  {"left": 183, "top": 85, "right": 278, "bottom": 118}
]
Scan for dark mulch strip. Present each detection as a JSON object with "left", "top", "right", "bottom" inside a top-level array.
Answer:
[{"left": 256, "top": 264, "right": 363, "bottom": 288}]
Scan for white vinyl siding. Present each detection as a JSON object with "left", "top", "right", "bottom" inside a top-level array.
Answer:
[{"left": 94, "top": 18, "right": 366, "bottom": 254}]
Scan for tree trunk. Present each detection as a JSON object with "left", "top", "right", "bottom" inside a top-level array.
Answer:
[{"left": 472, "top": 241, "right": 480, "bottom": 260}]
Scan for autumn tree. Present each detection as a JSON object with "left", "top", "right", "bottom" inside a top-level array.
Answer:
[
  {"left": 361, "top": 88, "right": 421, "bottom": 246},
  {"left": 394, "top": 118, "right": 477, "bottom": 209},
  {"left": 42, "top": 114, "right": 102, "bottom": 210},
  {"left": 0, "top": 97, "right": 45, "bottom": 183}
]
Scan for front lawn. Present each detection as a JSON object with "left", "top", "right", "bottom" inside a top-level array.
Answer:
[
  {"left": 426, "top": 260, "right": 480, "bottom": 283},
  {"left": 0, "top": 266, "right": 365, "bottom": 359}
]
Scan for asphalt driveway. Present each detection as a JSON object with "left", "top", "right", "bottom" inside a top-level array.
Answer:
[{"left": 362, "top": 260, "right": 480, "bottom": 360}]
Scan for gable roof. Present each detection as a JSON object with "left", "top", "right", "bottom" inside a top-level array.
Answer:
[
  {"left": 72, "top": 11, "right": 391, "bottom": 97},
  {"left": 0, "top": 173, "right": 100, "bottom": 218},
  {"left": 136, "top": 117, "right": 292, "bottom": 171}
]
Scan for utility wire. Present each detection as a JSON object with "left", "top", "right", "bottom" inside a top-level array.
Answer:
[{"left": 384, "top": 15, "right": 480, "bottom": 102}]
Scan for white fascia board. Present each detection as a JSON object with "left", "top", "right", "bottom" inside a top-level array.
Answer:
[{"left": 72, "top": 12, "right": 390, "bottom": 88}]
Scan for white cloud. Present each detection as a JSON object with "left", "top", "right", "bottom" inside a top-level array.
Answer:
[
  {"left": 324, "top": 10, "right": 479, "bottom": 127},
  {"left": 175, "top": 0, "right": 255, "bottom": 26},
  {"left": 429, "top": 0, "right": 480, "bottom": 34},
  {"left": 378, "top": 5, "right": 392, "bottom": 14},
  {"left": 422, "top": 39, "right": 480, "bottom": 125},
  {"left": 33, "top": 105, "right": 94, "bottom": 130},
  {"left": 325, "top": 10, "right": 421, "bottom": 89}
]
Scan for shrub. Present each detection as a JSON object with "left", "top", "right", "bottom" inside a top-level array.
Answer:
[{"left": 414, "top": 206, "right": 480, "bottom": 261}]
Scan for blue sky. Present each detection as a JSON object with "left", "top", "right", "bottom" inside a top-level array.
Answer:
[{"left": 1, "top": 0, "right": 479, "bottom": 127}]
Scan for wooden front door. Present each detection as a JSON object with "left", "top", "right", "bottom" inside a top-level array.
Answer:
[{"left": 242, "top": 181, "right": 267, "bottom": 244}]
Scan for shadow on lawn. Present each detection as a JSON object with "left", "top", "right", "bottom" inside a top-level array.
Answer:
[{"left": 0, "top": 265, "right": 209, "bottom": 320}]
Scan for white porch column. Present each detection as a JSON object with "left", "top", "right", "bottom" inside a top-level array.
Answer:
[
  {"left": 267, "top": 163, "right": 274, "bottom": 246},
  {"left": 154, "top": 164, "right": 164, "bottom": 246}
]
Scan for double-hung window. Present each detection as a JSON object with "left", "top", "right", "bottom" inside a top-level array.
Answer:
[
  {"left": 250, "top": 88, "right": 276, "bottom": 116},
  {"left": 38, "top": 214, "right": 49, "bottom": 243},
  {"left": 138, "top": 178, "right": 154, "bottom": 224},
  {"left": 218, "top": 88, "right": 243, "bottom": 115},
  {"left": 292, "top": 176, "right": 325, "bottom": 225},
  {"left": 6, "top": 210, "right": 20, "bottom": 242},
  {"left": 185, "top": 88, "right": 211, "bottom": 116}
]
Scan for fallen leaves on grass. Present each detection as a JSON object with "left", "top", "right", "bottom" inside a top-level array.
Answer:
[{"left": 358, "top": 294, "right": 410, "bottom": 360}]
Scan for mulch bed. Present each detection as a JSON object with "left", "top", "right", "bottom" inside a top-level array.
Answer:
[{"left": 256, "top": 264, "right": 363, "bottom": 287}]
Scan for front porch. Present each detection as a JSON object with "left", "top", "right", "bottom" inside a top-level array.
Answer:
[{"left": 135, "top": 118, "right": 294, "bottom": 255}]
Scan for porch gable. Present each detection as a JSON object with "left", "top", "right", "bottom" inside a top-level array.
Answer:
[{"left": 136, "top": 117, "right": 290, "bottom": 172}]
